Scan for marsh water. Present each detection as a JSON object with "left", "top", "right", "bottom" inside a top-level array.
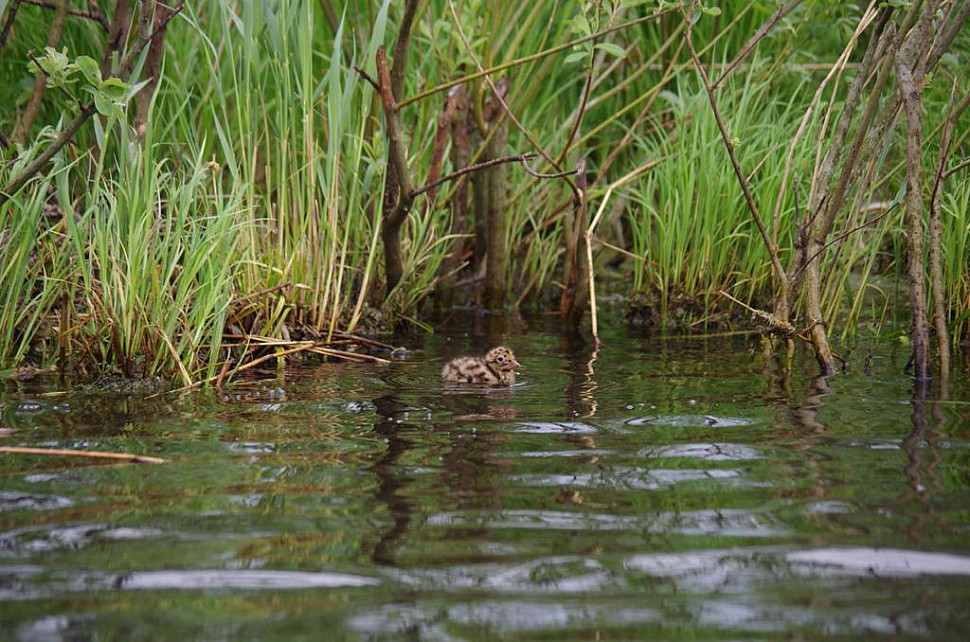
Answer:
[{"left": 2, "top": 320, "right": 970, "bottom": 639}]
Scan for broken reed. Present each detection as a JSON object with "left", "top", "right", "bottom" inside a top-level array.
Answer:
[{"left": 0, "top": 1, "right": 968, "bottom": 379}]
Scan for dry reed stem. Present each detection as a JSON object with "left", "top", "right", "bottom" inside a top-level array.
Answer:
[
  {"left": 585, "top": 159, "right": 660, "bottom": 343},
  {"left": 0, "top": 446, "right": 165, "bottom": 464}
]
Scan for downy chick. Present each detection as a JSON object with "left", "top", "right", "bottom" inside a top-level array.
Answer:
[{"left": 442, "top": 346, "right": 521, "bottom": 386}]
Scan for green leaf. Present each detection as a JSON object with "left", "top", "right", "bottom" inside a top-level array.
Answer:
[
  {"left": 75, "top": 55, "right": 102, "bottom": 87},
  {"left": 570, "top": 14, "right": 591, "bottom": 37},
  {"left": 595, "top": 42, "right": 627, "bottom": 59},
  {"left": 30, "top": 47, "right": 75, "bottom": 88},
  {"left": 94, "top": 92, "right": 115, "bottom": 117},
  {"left": 701, "top": 6, "right": 722, "bottom": 16},
  {"left": 564, "top": 51, "right": 588, "bottom": 65},
  {"left": 100, "top": 77, "right": 129, "bottom": 101}
]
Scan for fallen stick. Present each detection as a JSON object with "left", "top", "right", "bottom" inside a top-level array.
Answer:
[
  {"left": 718, "top": 290, "right": 796, "bottom": 339},
  {"left": 0, "top": 446, "right": 166, "bottom": 464}
]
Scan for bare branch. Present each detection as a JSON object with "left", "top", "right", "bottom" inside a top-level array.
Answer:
[
  {"left": 0, "top": 0, "right": 23, "bottom": 50},
  {"left": 411, "top": 153, "right": 538, "bottom": 199},
  {"left": 556, "top": 71, "right": 593, "bottom": 165},
  {"left": 521, "top": 160, "right": 578, "bottom": 179},
  {"left": 446, "top": 0, "right": 569, "bottom": 183},
  {"left": 22, "top": 0, "right": 110, "bottom": 30},
  {"left": 353, "top": 66, "right": 380, "bottom": 92},
  {"left": 712, "top": 0, "right": 804, "bottom": 90}
]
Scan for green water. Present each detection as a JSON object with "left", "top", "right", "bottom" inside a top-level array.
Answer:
[{"left": 2, "top": 322, "right": 970, "bottom": 640}]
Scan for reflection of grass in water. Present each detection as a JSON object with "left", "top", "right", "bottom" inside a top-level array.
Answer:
[{"left": 2, "top": 331, "right": 969, "bottom": 635}]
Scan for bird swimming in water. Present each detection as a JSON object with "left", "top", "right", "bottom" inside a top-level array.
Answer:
[{"left": 441, "top": 346, "right": 522, "bottom": 386}]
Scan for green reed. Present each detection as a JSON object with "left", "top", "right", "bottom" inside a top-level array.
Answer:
[{"left": 0, "top": 0, "right": 966, "bottom": 378}]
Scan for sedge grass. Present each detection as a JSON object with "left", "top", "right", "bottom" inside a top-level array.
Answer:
[{"left": 0, "top": 1, "right": 967, "bottom": 378}]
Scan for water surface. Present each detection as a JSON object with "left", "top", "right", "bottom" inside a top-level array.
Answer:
[{"left": 2, "top": 323, "right": 970, "bottom": 639}]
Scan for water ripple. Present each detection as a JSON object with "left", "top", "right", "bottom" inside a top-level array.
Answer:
[
  {"left": 427, "top": 509, "right": 785, "bottom": 536},
  {"left": 788, "top": 547, "right": 970, "bottom": 577},
  {"left": 626, "top": 415, "right": 755, "bottom": 428},
  {"left": 513, "top": 421, "right": 598, "bottom": 434},
  {"left": 510, "top": 468, "right": 739, "bottom": 490},
  {"left": 0, "top": 524, "right": 164, "bottom": 556},
  {"left": 0, "top": 492, "right": 73, "bottom": 513},
  {"left": 638, "top": 443, "right": 761, "bottom": 461},
  {"left": 121, "top": 569, "right": 379, "bottom": 590},
  {"left": 389, "top": 556, "right": 617, "bottom": 593}
]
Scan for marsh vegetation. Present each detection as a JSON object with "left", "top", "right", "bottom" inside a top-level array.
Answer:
[{"left": 0, "top": 0, "right": 968, "bottom": 383}]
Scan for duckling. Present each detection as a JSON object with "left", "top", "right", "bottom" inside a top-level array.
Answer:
[{"left": 441, "top": 346, "right": 522, "bottom": 386}]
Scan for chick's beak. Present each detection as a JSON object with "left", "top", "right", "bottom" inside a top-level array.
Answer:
[{"left": 512, "top": 360, "right": 523, "bottom": 369}]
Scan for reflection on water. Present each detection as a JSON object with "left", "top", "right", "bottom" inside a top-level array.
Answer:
[{"left": 2, "top": 324, "right": 970, "bottom": 638}]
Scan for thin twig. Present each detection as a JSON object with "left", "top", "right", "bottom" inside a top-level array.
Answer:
[
  {"left": 446, "top": 0, "right": 570, "bottom": 183},
  {"left": 229, "top": 282, "right": 296, "bottom": 306},
  {"left": 0, "top": 446, "right": 165, "bottom": 464},
  {"left": 353, "top": 65, "right": 379, "bottom": 92},
  {"left": 22, "top": 0, "right": 110, "bottom": 29},
  {"left": 944, "top": 157, "right": 970, "bottom": 178},
  {"left": 397, "top": 6, "right": 680, "bottom": 111},
  {"left": 521, "top": 159, "right": 579, "bottom": 179},
  {"left": 712, "top": 0, "right": 804, "bottom": 90},
  {"left": 0, "top": 0, "right": 23, "bottom": 50},
  {"left": 718, "top": 290, "right": 795, "bottom": 338},
  {"left": 792, "top": 202, "right": 898, "bottom": 280},
  {"left": 410, "top": 153, "right": 537, "bottom": 199},
  {"left": 557, "top": 71, "right": 593, "bottom": 165},
  {"left": 329, "top": 332, "right": 396, "bottom": 350}
]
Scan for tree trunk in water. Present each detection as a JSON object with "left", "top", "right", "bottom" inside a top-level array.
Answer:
[
  {"left": 895, "top": 5, "right": 932, "bottom": 380},
  {"left": 484, "top": 113, "right": 509, "bottom": 311},
  {"left": 435, "top": 86, "right": 471, "bottom": 311},
  {"left": 803, "top": 247, "right": 838, "bottom": 375},
  {"left": 560, "top": 159, "right": 588, "bottom": 329},
  {"left": 381, "top": 218, "right": 404, "bottom": 295}
]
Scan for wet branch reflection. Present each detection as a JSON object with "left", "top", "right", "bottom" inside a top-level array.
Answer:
[
  {"left": 897, "top": 381, "right": 945, "bottom": 545},
  {"left": 561, "top": 331, "right": 598, "bottom": 419},
  {"left": 787, "top": 374, "right": 835, "bottom": 501},
  {"left": 367, "top": 394, "right": 416, "bottom": 566}
]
